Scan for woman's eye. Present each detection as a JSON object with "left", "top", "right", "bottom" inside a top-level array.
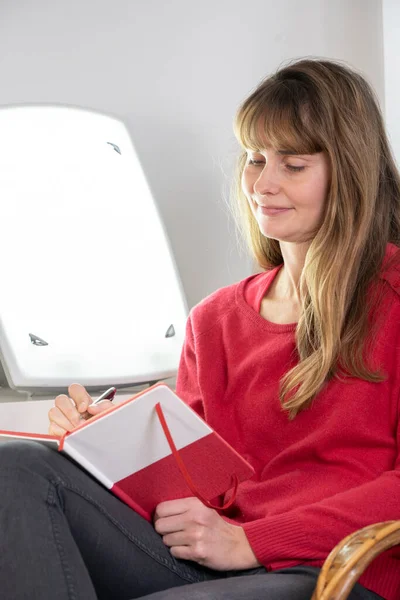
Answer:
[
  {"left": 248, "top": 159, "right": 265, "bottom": 166},
  {"left": 286, "top": 164, "right": 305, "bottom": 172}
]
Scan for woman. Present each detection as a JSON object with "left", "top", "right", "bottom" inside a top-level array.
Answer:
[{"left": 1, "top": 58, "right": 399, "bottom": 600}]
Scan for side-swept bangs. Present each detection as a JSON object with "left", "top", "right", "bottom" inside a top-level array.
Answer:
[{"left": 234, "top": 78, "right": 324, "bottom": 156}]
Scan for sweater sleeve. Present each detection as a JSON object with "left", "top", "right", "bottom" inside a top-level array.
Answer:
[
  {"left": 242, "top": 418, "right": 400, "bottom": 570},
  {"left": 175, "top": 313, "right": 205, "bottom": 420}
]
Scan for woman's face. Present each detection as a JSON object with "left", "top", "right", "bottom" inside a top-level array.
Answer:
[{"left": 241, "top": 147, "right": 331, "bottom": 244}]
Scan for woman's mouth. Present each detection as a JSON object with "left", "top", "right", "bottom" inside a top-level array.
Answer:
[{"left": 258, "top": 206, "right": 293, "bottom": 216}]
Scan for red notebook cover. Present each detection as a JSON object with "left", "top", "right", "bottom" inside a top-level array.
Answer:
[{"left": 0, "top": 384, "right": 255, "bottom": 521}]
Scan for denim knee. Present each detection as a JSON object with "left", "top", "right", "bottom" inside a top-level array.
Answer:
[
  {"left": 0, "top": 438, "right": 47, "bottom": 459},
  {"left": 0, "top": 439, "right": 61, "bottom": 477}
]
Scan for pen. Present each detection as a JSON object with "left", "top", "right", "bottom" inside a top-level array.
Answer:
[
  {"left": 91, "top": 386, "right": 117, "bottom": 405},
  {"left": 79, "top": 387, "right": 116, "bottom": 421}
]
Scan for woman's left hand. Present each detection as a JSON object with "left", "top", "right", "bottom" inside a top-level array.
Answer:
[{"left": 153, "top": 497, "right": 261, "bottom": 571}]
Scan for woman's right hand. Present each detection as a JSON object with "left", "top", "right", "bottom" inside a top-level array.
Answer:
[{"left": 48, "top": 383, "right": 114, "bottom": 437}]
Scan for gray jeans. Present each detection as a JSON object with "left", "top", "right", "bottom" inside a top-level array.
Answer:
[{"left": 0, "top": 441, "right": 383, "bottom": 600}]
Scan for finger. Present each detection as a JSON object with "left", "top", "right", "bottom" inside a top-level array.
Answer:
[
  {"left": 78, "top": 400, "right": 115, "bottom": 422},
  {"left": 68, "top": 383, "right": 93, "bottom": 414},
  {"left": 169, "top": 546, "right": 201, "bottom": 563},
  {"left": 53, "top": 395, "right": 82, "bottom": 427},
  {"left": 154, "top": 515, "right": 185, "bottom": 535},
  {"left": 161, "top": 532, "right": 188, "bottom": 547},
  {"left": 155, "top": 498, "right": 199, "bottom": 520},
  {"left": 48, "top": 419, "right": 70, "bottom": 438},
  {"left": 86, "top": 400, "right": 114, "bottom": 415}
]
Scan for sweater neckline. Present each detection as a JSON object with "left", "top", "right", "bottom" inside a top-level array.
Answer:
[
  {"left": 235, "top": 268, "right": 297, "bottom": 334},
  {"left": 235, "top": 242, "right": 400, "bottom": 334}
]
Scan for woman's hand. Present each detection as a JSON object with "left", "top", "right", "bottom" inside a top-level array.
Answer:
[
  {"left": 48, "top": 383, "right": 114, "bottom": 437},
  {"left": 154, "top": 497, "right": 261, "bottom": 571}
]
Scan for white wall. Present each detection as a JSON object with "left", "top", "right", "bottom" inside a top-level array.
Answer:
[
  {"left": 0, "top": 0, "right": 385, "bottom": 431},
  {"left": 0, "top": 0, "right": 384, "bottom": 310},
  {"left": 383, "top": 0, "right": 400, "bottom": 165}
]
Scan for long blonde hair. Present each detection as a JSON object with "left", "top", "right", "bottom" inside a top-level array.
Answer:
[{"left": 233, "top": 58, "right": 400, "bottom": 419}]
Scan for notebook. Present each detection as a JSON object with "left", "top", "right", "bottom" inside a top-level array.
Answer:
[{"left": 0, "top": 383, "right": 255, "bottom": 521}]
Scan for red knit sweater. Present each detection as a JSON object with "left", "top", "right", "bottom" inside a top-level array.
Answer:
[{"left": 176, "top": 243, "right": 400, "bottom": 600}]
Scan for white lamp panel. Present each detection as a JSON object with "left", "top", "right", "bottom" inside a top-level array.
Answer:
[{"left": 0, "top": 106, "right": 188, "bottom": 391}]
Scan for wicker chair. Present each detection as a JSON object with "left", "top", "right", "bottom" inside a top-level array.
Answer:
[{"left": 311, "top": 521, "right": 400, "bottom": 599}]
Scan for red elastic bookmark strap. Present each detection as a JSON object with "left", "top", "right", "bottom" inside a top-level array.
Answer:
[{"left": 155, "top": 402, "right": 238, "bottom": 511}]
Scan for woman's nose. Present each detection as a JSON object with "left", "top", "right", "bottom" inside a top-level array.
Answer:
[{"left": 253, "top": 165, "right": 281, "bottom": 196}]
